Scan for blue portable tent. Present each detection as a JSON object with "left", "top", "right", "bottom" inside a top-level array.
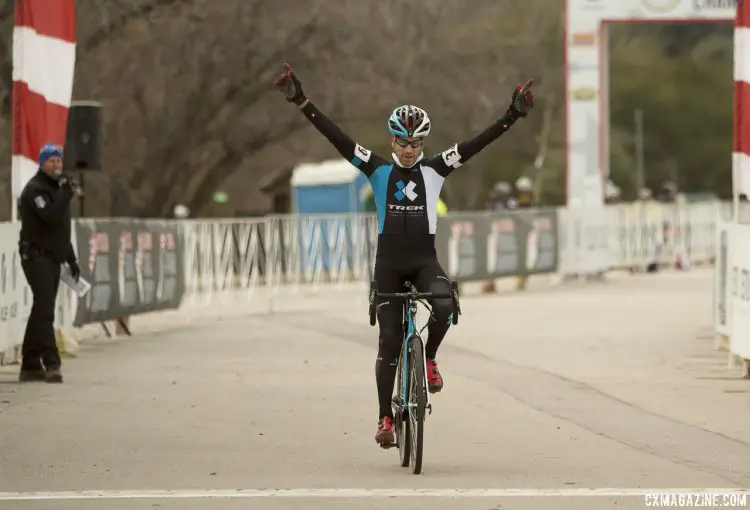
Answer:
[
  {"left": 289, "top": 159, "right": 372, "bottom": 276},
  {"left": 290, "top": 159, "right": 369, "bottom": 214}
]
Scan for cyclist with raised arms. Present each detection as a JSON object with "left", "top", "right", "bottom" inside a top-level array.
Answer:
[{"left": 274, "top": 63, "right": 534, "bottom": 447}]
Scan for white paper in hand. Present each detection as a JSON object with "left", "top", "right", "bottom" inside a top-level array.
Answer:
[{"left": 60, "top": 264, "right": 91, "bottom": 298}]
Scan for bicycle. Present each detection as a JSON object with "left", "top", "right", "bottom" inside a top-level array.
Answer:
[{"left": 368, "top": 279, "right": 461, "bottom": 474}]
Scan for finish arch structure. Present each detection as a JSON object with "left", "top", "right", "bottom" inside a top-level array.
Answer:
[{"left": 564, "top": 0, "right": 736, "bottom": 208}]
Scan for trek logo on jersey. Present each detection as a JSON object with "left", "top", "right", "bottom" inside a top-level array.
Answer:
[
  {"left": 394, "top": 180, "right": 418, "bottom": 201},
  {"left": 441, "top": 144, "right": 462, "bottom": 169},
  {"left": 388, "top": 204, "right": 425, "bottom": 211},
  {"left": 354, "top": 143, "right": 371, "bottom": 162}
]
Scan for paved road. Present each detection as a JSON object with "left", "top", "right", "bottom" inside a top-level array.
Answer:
[{"left": 1, "top": 269, "right": 749, "bottom": 510}]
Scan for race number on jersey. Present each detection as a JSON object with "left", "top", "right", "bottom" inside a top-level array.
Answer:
[
  {"left": 441, "top": 144, "right": 462, "bottom": 169},
  {"left": 354, "top": 143, "right": 372, "bottom": 163}
]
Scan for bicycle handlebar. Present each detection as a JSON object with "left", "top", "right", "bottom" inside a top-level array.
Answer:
[
  {"left": 375, "top": 292, "right": 454, "bottom": 300},
  {"left": 368, "top": 279, "right": 461, "bottom": 327}
]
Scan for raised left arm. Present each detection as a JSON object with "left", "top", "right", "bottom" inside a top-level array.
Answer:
[{"left": 425, "top": 79, "right": 535, "bottom": 177}]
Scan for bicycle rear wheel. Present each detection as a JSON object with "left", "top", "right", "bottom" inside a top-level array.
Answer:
[
  {"left": 393, "top": 351, "right": 410, "bottom": 467},
  {"left": 408, "top": 334, "right": 427, "bottom": 474}
]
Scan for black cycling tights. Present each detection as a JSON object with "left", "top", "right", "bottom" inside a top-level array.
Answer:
[{"left": 374, "top": 258, "right": 453, "bottom": 419}]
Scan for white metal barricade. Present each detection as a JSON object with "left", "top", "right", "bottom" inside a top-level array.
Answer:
[
  {"left": 557, "top": 207, "right": 610, "bottom": 276},
  {"left": 715, "top": 220, "right": 750, "bottom": 376},
  {"left": 181, "top": 219, "right": 267, "bottom": 307},
  {"left": 559, "top": 201, "right": 723, "bottom": 276},
  {"left": 0, "top": 221, "right": 76, "bottom": 363},
  {"left": 0, "top": 200, "right": 733, "bottom": 364},
  {"left": 0, "top": 222, "right": 25, "bottom": 360}
]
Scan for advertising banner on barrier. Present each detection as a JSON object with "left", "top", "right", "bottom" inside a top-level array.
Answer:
[
  {"left": 558, "top": 207, "right": 611, "bottom": 275},
  {"left": 72, "top": 219, "right": 186, "bottom": 326},
  {"left": 0, "top": 221, "right": 82, "bottom": 358},
  {"left": 714, "top": 221, "right": 731, "bottom": 337},
  {"left": 0, "top": 222, "right": 25, "bottom": 356},
  {"left": 435, "top": 210, "right": 558, "bottom": 282},
  {"left": 731, "top": 224, "right": 750, "bottom": 360}
]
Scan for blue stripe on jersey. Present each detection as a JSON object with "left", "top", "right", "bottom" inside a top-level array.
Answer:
[
  {"left": 350, "top": 156, "right": 362, "bottom": 167},
  {"left": 369, "top": 164, "right": 393, "bottom": 233}
]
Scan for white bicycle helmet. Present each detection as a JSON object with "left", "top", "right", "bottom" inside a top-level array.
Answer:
[
  {"left": 388, "top": 105, "right": 431, "bottom": 138},
  {"left": 515, "top": 176, "right": 533, "bottom": 191}
]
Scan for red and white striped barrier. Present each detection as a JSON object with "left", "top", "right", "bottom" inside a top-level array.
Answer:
[
  {"left": 736, "top": 0, "right": 750, "bottom": 193},
  {"left": 11, "top": 0, "right": 76, "bottom": 216}
]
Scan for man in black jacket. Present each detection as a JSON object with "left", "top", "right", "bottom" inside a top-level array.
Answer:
[{"left": 17, "top": 143, "right": 80, "bottom": 383}]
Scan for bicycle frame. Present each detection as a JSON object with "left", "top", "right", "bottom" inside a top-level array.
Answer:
[
  {"left": 368, "top": 279, "right": 460, "bottom": 471},
  {"left": 368, "top": 279, "right": 461, "bottom": 414}
]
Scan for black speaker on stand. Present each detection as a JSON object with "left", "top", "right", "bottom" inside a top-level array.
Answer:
[{"left": 64, "top": 100, "right": 102, "bottom": 217}]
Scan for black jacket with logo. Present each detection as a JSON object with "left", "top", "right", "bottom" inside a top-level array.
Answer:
[{"left": 18, "top": 171, "right": 76, "bottom": 264}]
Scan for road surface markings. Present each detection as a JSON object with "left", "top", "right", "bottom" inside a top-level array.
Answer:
[{"left": 0, "top": 488, "right": 749, "bottom": 501}]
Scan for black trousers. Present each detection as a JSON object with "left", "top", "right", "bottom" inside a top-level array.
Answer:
[
  {"left": 20, "top": 255, "right": 61, "bottom": 370},
  {"left": 374, "top": 256, "right": 453, "bottom": 419}
]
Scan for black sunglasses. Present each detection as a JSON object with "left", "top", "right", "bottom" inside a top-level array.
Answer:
[{"left": 394, "top": 137, "right": 423, "bottom": 148}]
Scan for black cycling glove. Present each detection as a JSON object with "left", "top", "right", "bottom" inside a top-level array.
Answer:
[
  {"left": 274, "top": 63, "right": 306, "bottom": 105},
  {"left": 68, "top": 260, "right": 81, "bottom": 282},
  {"left": 506, "top": 79, "right": 535, "bottom": 119}
]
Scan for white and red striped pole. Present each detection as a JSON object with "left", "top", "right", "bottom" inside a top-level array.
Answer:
[
  {"left": 11, "top": 0, "right": 76, "bottom": 221},
  {"left": 735, "top": 0, "right": 750, "bottom": 218}
]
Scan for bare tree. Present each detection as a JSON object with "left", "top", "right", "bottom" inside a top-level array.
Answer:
[
  {"left": 1, "top": 0, "right": 567, "bottom": 217},
  {"left": 0, "top": 0, "right": 198, "bottom": 208},
  {"left": 68, "top": 0, "right": 452, "bottom": 216},
  {"left": 395, "top": 0, "right": 564, "bottom": 209},
  {"left": 0, "top": 2, "right": 14, "bottom": 175}
]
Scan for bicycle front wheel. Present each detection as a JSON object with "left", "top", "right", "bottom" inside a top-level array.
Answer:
[
  {"left": 408, "top": 334, "right": 427, "bottom": 474},
  {"left": 393, "top": 351, "right": 410, "bottom": 467}
]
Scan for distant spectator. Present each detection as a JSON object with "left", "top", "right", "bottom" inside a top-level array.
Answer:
[
  {"left": 658, "top": 181, "right": 678, "bottom": 203},
  {"left": 487, "top": 181, "right": 515, "bottom": 211},
  {"left": 514, "top": 176, "right": 534, "bottom": 208},
  {"left": 604, "top": 179, "right": 621, "bottom": 204},
  {"left": 632, "top": 187, "right": 661, "bottom": 273}
]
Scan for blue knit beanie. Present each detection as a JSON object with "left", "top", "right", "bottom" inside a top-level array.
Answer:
[{"left": 38, "top": 143, "right": 63, "bottom": 168}]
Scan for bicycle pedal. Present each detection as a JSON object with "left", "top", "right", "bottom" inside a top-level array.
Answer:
[{"left": 427, "top": 403, "right": 433, "bottom": 415}]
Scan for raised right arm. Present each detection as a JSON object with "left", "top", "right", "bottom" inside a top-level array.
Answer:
[
  {"left": 297, "top": 99, "right": 383, "bottom": 176},
  {"left": 299, "top": 99, "right": 355, "bottom": 161},
  {"left": 275, "top": 63, "right": 385, "bottom": 176}
]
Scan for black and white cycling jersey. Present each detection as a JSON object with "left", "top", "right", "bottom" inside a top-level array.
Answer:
[{"left": 299, "top": 101, "right": 518, "bottom": 256}]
